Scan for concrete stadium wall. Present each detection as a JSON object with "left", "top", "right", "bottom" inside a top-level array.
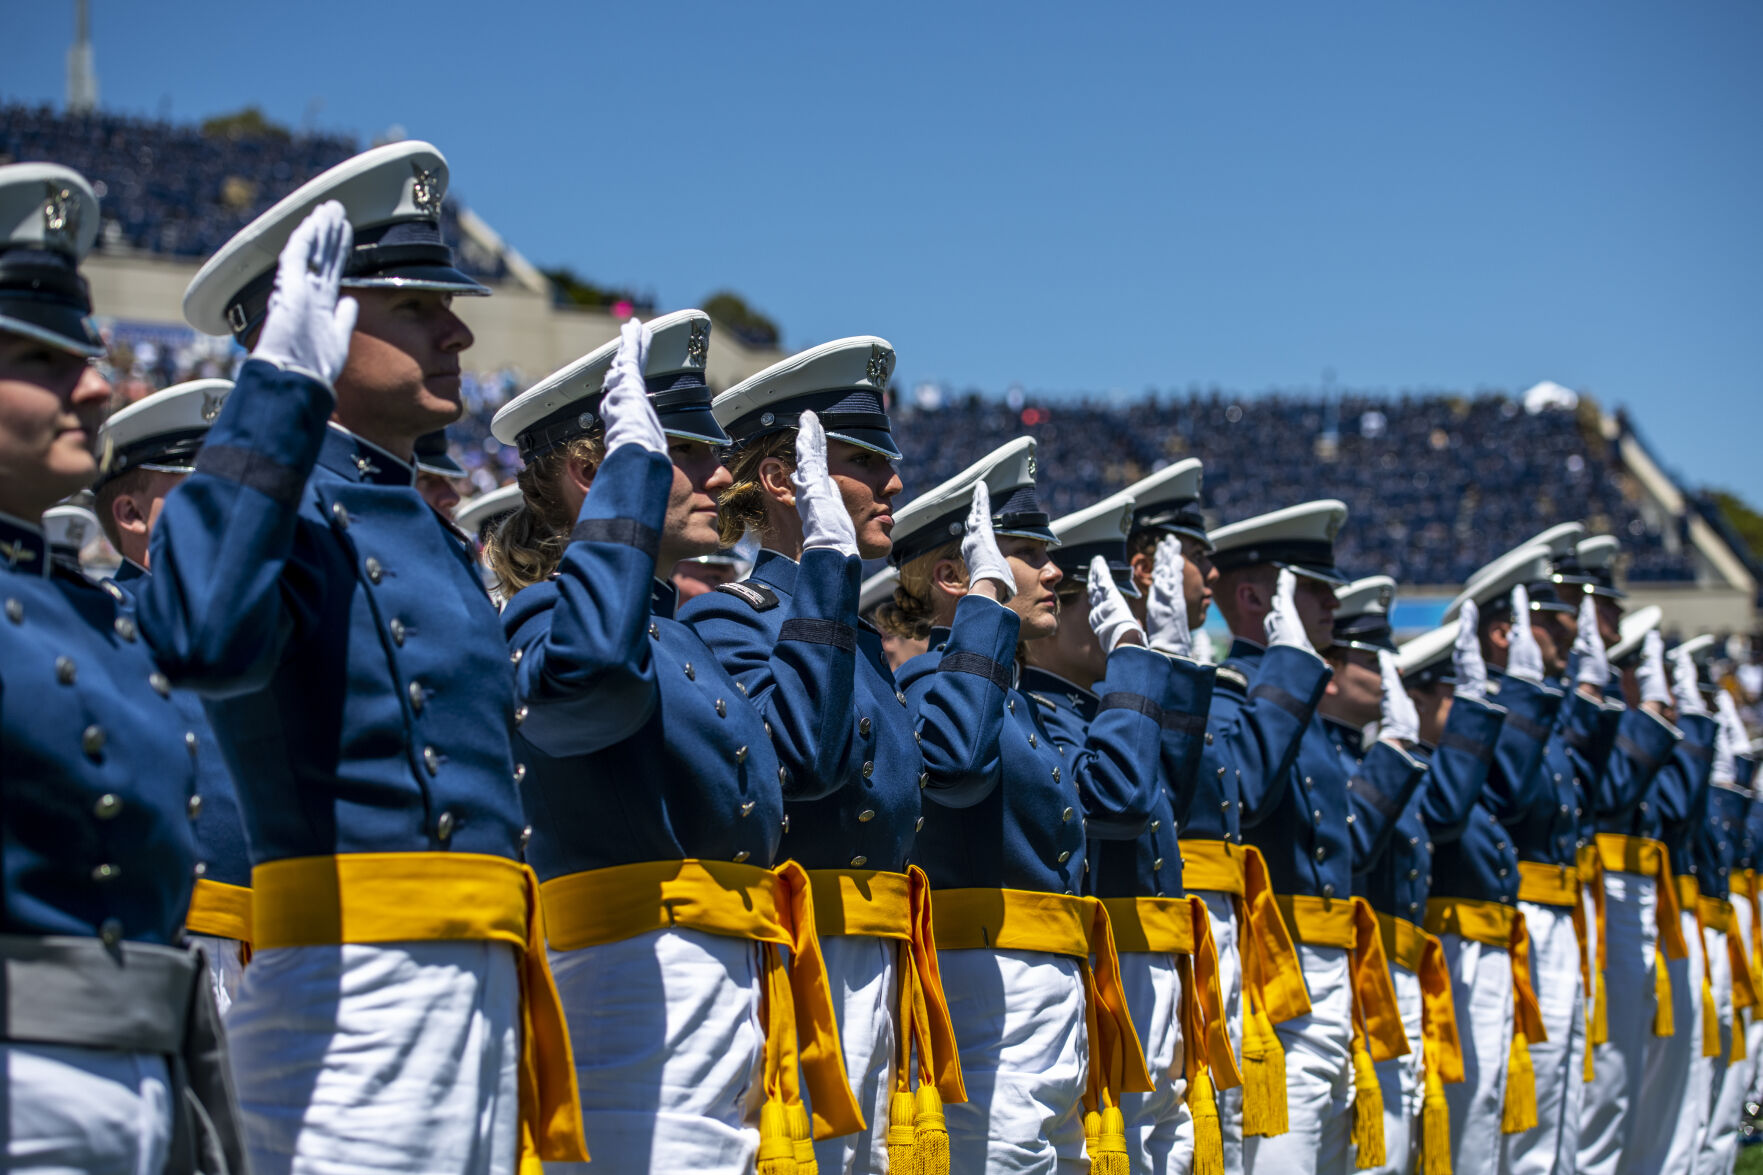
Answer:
[{"left": 83, "top": 252, "right": 786, "bottom": 391}]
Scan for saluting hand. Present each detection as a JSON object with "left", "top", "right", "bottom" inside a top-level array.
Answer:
[
  {"left": 1636, "top": 631, "right": 1672, "bottom": 709},
  {"left": 1572, "top": 592, "right": 1609, "bottom": 692},
  {"left": 1670, "top": 644, "right": 1708, "bottom": 717},
  {"left": 1145, "top": 535, "right": 1192, "bottom": 657},
  {"left": 1506, "top": 585, "right": 1547, "bottom": 684},
  {"left": 1453, "top": 599, "right": 1488, "bottom": 701},
  {"left": 1264, "top": 568, "right": 1315, "bottom": 655},
  {"left": 601, "top": 319, "right": 666, "bottom": 455},
  {"left": 1378, "top": 649, "right": 1421, "bottom": 746},
  {"left": 252, "top": 200, "right": 357, "bottom": 388},
  {"left": 962, "top": 482, "right": 1015, "bottom": 603},
  {"left": 1087, "top": 555, "right": 1146, "bottom": 653},
  {"left": 1711, "top": 690, "right": 1746, "bottom": 787},
  {"left": 792, "top": 411, "right": 859, "bottom": 558}
]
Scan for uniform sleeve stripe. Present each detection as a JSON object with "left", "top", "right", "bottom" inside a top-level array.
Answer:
[
  {"left": 1504, "top": 713, "right": 1549, "bottom": 743},
  {"left": 779, "top": 618, "right": 857, "bottom": 651},
  {"left": 1348, "top": 774, "right": 1400, "bottom": 820},
  {"left": 1615, "top": 735, "right": 1661, "bottom": 776},
  {"left": 1160, "top": 710, "right": 1209, "bottom": 735},
  {"left": 1438, "top": 731, "right": 1494, "bottom": 765},
  {"left": 194, "top": 444, "right": 307, "bottom": 506},
  {"left": 1098, "top": 691, "right": 1168, "bottom": 726},
  {"left": 569, "top": 518, "right": 660, "bottom": 560},
  {"left": 939, "top": 651, "right": 1012, "bottom": 693},
  {"left": 1248, "top": 682, "right": 1308, "bottom": 722},
  {"left": 1682, "top": 743, "right": 1715, "bottom": 764}
]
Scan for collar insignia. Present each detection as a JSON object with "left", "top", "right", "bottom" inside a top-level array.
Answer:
[{"left": 0, "top": 540, "right": 39, "bottom": 568}]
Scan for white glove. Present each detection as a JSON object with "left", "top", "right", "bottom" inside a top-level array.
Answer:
[
  {"left": 252, "top": 200, "right": 358, "bottom": 387},
  {"left": 1145, "top": 536, "right": 1192, "bottom": 656},
  {"left": 1671, "top": 645, "right": 1709, "bottom": 717},
  {"left": 1191, "top": 627, "right": 1215, "bottom": 665},
  {"left": 1572, "top": 593, "right": 1610, "bottom": 690},
  {"left": 1712, "top": 691, "right": 1745, "bottom": 787},
  {"left": 1506, "top": 585, "right": 1546, "bottom": 684},
  {"left": 600, "top": 318, "right": 665, "bottom": 455},
  {"left": 1379, "top": 649, "right": 1421, "bottom": 745},
  {"left": 1454, "top": 599, "right": 1489, "bottom": 701},
  {"left": 791, "top": 410, "right": 859, "bottom": 557},
  {"left": 1636, "top": 631, "right": 1671, "bottom": 707},
  {"left": 961, "top": 482, "right": 1015, "bottom": 603},
  {"left": 1087, "top": 555, "right": 1146, "bottom": 654},
  {"left": 1264, "top": 568, "right": 1316, "bottom": 655}
]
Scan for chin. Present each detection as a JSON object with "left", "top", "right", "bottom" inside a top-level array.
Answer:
[
  {"left": 1022, "top": 614, "right": 1060, "bottom": 642},
  {"left": 858, "top": 531, "right": 893, "bottom": 562}
]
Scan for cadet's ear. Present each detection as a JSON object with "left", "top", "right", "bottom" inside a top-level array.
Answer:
[
  {"left": 108, "top": 489, "right": 150, "bottom": 540},
  {"left": 757, "top": 455, "right": 795, "bottom": 507},
  {"left": 1486, "top": 617, "right": 1512, "bottom": 652},
  {"left": 929, "top": 556, "right": 970, "bottom": 601},
  {"left": 1129, "top": 551, "right": 1154, "bottom": 595},
  {"left": 564, "top": 452, "right": 599, "bottom": 496}
]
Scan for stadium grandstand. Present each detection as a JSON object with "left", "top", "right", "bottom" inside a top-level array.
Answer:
[{"left": 2, "top": 100, "right": 1755, "bottom": 637}]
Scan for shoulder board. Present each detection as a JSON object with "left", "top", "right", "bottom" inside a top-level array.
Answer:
[
  {"left": 1214, "top": 665, "right": 1249, "bottom": 694},
  {"left": 714, "top": 581, "right": 779, "bottom": 611}
]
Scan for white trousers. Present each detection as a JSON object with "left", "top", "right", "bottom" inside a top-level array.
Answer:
[
  {"left": 1578, "top": 869, "right": 1658, "bottom": 1175},
  {"left": 1119, "top": 950, "right": 1193, "bottom": 1175},
  {"left": 1242, "top": 942, "right": 1355, "bottom": 1175},
  {"left": 812, "top": 935, "right": 899, "bottom": 1175},
  {"left": 1439, "top": 933, "right": 1512, "bottom": 1175},
  {"left": 1194, "top": 889, "right": 1245, "bottom": 1175},
  {"left": 228, "top": 940, "right": 522, "bottom": 1175},
  {"left": 1631, "top": 905, "right": 1706, "bottom": 1175},
  {"left": 189, "top": 932, "right": 246, "bottom": 1017},
  {"left": 2, "top": 1044, "right": 174, "bottom": 1174},
  {"left": 939, "top": 948, "right": 1090, "bottom": 1174},
  {"left": 1502, "top": 900, "right": 1584, "bottom": 1175},
  {"left": 546, "top": 927, "right": 764, "bottom": 1175},
  {"left": 1363, "top": 961, "right": 1423, "bottom": 1175},
  {"left": 1698, "top": 921, "right": 1745, "bottom": 1175}
]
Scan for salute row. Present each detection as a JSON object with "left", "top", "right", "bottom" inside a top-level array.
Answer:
[{"left": 3, "top": 139, "right": 1757, "bottom": 1175}]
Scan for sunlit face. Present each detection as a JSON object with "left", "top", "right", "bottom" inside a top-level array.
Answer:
[
  {"left": 827, "top": 439, "right": 903, "bottom": 561},
  {"left": 1182, "top": 537, "right": 1217, "bottom": 628},
  {"left": 1324, "top": 646, "right": 1383, "bottom": 727},
  {"left": 661, "top": 438, "right": 734, "bottom": 564},
  {"left": 1534, "top": 607, "right": 1576, "bottom": 677},
  {"left": 1001, "top": 535, "right": 1063, "bottom": 641},
  {"left": 1292, "top": 573, "right": 1340, "bottom": 652},
  {"left": 0, "top": 334, "right": 110, "bottom": 515},
  {"left": 1594, "top": 595, "right": 1623, "bottom": 647},
  {"left": 334, "top": 288, "right": 474, "bottom": 449}
]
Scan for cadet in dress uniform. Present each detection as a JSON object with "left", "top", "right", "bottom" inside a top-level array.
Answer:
[
  {"left": 153, "top": 146, "right": 584, "bottom": 1174},
  {"left": 414, "top": 428, "right": 465, "bottom": 516},
  {"left": 1026, "top": 490, "right": 1234, "bottom": 1175},
  {"left": 487, "top": 314, "right": 862, "bottom": 1173},
  {"left": 1121, "top": 460, "right": 1313, "bottom": 1174},
  {"left": 92, "top": 378, "right": 254, "bottom": 1012},
  {"left": 885, "top": 438, "right": 1163, "bottom": 1173},
  {"left": 1330, "top": 582, "right": 1499, "bottom": 1175},
  {"left": 1414, "top": 547, "right": 1566, "bottom": 1175},
  {"left": 0, "top": 161, "right": 245, "bottom": 1175},
  {"left": 683, "top": 337, "right": 964, "bottom": 1175},
  {"left": 1690, "top": 677, "right": 1757, "bottom": 1172},
  {"left": 1207, "top": 502, "right": 1411, "bottom": 1174}
]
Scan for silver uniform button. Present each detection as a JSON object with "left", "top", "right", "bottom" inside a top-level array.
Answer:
[
  {"left": 364, "top": 557, "right": 383, "bottom": 584},
  {"left": 649, "top": 623, "right": 659, "bottom": 639},
  {"left": 91, "top": 863, "right": 119, "bottom": 882},
  {"left": 897, "top": 691, "right": 907, "bottom": 706},
  {"left": 513, "top": 763, "right": 526, "bottom": 784},
  {"left": 185, "top": 732, "right": 198, "bottom": 755},
  {"left": 683, "top": 662, "right": 694, "bottom": 680},
  {"left": 1153, "top": 857, "right": 1165, "bottom": 871},
  {"left": 1028, "top": 733, "right": 1037, "bottom": 748},
  {"left": 149, "top": 672, "right": 171, "bottom": 697},
  {"left": 1205, "top": 732, "right": 1213, "bottom": 745},
  {"left": 408, "top": 680, "right": 424, "bottom": 712},
  {"left": 82, "top": 725, "right": 105, "bottom": 758},
  {"left": 94, "top": 793, "right": 122, "bottom": 819},
  {"left": 919, "top": 771, "right": 929, "bottom": 789},
  {"left": 1062, "top": 807, "right": 1074, "bottom": 823},
  {"left": 851, "top": 855, "right": 868, "bottom": 867},
  {"left": 510, "top": 647, "right": 524, "bottom": 665},
  {"left": 915, "top": 817, "right": 925, "bottom": 832},
  {"left": 734, "top": 850, "right": 751, "bottom": 863},
  {"left": 735, "top": 746, "right": 748, "bottom": 764},
  {"left": 1051, "top": 766, "right": 1061, "bottom": 782},
  {"left": 515, "top": 705, "right": 528, "bottom": 727},
  {"left": 422, "top": 746, "right": 441, "bottom": 775},
  {"left": 715, "top": 699, "right": 726, "bottom": 718},
  {"left": 436, "top": 811, "right": 456, "bottom": 841},
  {"left": 187, "top": 795, "right": 203, "bottom": 819},
  {"left": 862, "top": 761, "right": 874, "bottom": 778},
  {"left": 1408, "top": 868, "right": 1419, "bottom": 880},
  {"left": 4, "top": 598, "right": 21, "bottom": 623},
  {"left": 521, "top": 826, "right": 533, "bottom": 849},
  {"left": 193, "top": 861, "right": 206, "bottom": 876},
  {"left": 858, "top": 809, "right": 875, "bottom": 822},
  {"left": 1150, "top": 820, "right": 1160, "bottom": 832},
  {"left": 99, "top": 918, "right": 123, "bottom": 946},
  {"left": 859, "top": 717, "right": 871, "bottom": 736},
  {"left": 113, "top": 616, "right": 136, "bottom": 642},
  {"left": 332, "top": 502, "right": 350, "bottom": 528},
  {"left": 1314, "top": 846, "right": 1326, "bottom": 861},
  {"left": 1322, "top": 883, "right": 1335, "bottom": 898},
  {"left": 389, "top": 618, "right": 406, "bottom": 646},
  {"left": 1057, "top": 851, "right": 1071, "bottom": 863},
  {"left": 55, "top": 656, "right": 75, "bottom": 685},
  {"left": 778, "top": 767, "right": 789, "bottom": 786},
  {"left": 1217, "top": 767, "right": 1226, "bottom": 778}
]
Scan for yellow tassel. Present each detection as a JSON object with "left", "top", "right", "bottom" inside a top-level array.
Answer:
[
  {"left": 1701, "top": 971, "right": 1721, "bottom": 1060},
  {"left": 1089, "top": 1105, "right": 1131, "bottom": 1175},
  {"left": 1350, "top": 1044, "right": 1385, "bottom": 1169},
  {"left": 886, "top": 1089, "right": 916, "bottom": 1174},
  {"left": 1239, "top": 1004, "right": 1289, "bottom": 1137},
  {"left": 787, "top": 1103, "right": 818, "bottom": 1175},
  {"left": 1501, "top": 1033, "right": 1537, "bottom": 1134},
  {"left": 911, "top": 1084, "right": 950, "bottom": 1175},
  {"left": 1653, "top": 947, "right": 1674, "bottom": 1037},
  {"left": 757, "top": 1100, "right": 797, "bottom": 1175},
  {"left": 1591, "top": 969, "right": 1609, "bottom": 1044},
  {"left": 1189, "top": 1067, "right": 1225, "bottom": 1175},
  {"left": 1421, "top": 1071, "right": 1453, "bottom": 1175}
]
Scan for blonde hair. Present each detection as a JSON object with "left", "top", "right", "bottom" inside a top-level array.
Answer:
[
  {"left": 484, "top": 435, "right": 607, "bottom": 599},
  {"left": 876, "top": 538, "right": 966, "bottom": 641},
  {"left": 716, "top": 431, "right": 797, "bottom": 548}
]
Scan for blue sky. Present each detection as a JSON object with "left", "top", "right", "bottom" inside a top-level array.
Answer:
[{"left": 8, "top": 0, "right": 1760, "bottom": 501}]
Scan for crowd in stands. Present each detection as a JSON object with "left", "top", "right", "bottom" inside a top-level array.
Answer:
[{"left": 0, "top": 103, "right": 506, "bottom": 282}]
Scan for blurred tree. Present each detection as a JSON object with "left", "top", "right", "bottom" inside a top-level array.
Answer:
[
  {"left": 543, "top": 268, "right": 653, "bottom": 313},
  {"left": 702, "top": 291, "right": 780, "bottom": 348},
  {"left": 1710, "top": 489, "right": 1763, "bottom": 564},
  {"left": 201, "top": 107, "right": 290, "bottom": 141}
]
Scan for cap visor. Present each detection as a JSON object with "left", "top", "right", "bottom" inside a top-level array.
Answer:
[
  {"left": 344, "top": 264, "right": 491, "bottom": 296},
  {"left": 660, "top": 406, "right": 732, "bottom": 447},
  {"left": 1281, "top": 561, "right": 1350, "bottom": 587},
  {"left": 825, "top": 427, "right": 903, "bottom": 462},
  {"left": 0, "top": 307, "right": 104, "bottom": 357}
]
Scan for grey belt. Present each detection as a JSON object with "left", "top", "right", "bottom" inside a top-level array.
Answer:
[{"left": 0, "top": 934, "right": 247, "bottom": 1175}]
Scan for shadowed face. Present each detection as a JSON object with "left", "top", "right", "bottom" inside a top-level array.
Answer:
[
  {"left": 1002, "top": 536, "right": 1063, "bottom": 641},
  {"left": 0, "top": 334, "right": 110, "bottom": 517}
]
